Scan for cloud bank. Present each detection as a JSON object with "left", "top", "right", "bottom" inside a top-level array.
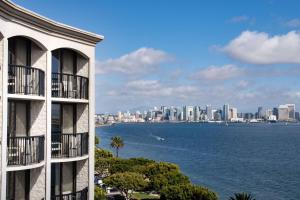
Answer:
[
  {"left": 96, "top": 47, "right": 172, "bottom": 75},
  {"left": 223, "top": 31, "right": 300, "bottom": 64}
]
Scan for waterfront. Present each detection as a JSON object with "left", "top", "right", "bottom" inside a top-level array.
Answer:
[{"left": 97, "top": 123, "right": 300, "bottom": 200}]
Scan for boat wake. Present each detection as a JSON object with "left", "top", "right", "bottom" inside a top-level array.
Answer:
[{"left": 149, "top": 133, "right": 165, "bottom": 141}]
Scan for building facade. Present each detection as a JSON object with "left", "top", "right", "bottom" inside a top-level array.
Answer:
[{"left": 0, "top": 1, "right": 103, "bottom": 199}]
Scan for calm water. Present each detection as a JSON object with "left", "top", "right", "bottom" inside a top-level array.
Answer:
[{"left": 96, "top": 123, "right": 300, "bottom": 200}]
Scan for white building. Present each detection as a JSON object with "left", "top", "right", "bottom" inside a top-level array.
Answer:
[
  {"left": 286, "top": 104, "right": 295, "bottom": 120},
  {"left": 278, "top": 105, "right": 289, "bottom": 121},
  {"left": 230, "top": 107, "right": 238, "bottom": 120},
  {"left": 0, "top": 1, "right": 103, "bottom": 199},
  {"left": 183, "top": 106, "right": 194, "bottom": 121},
  {"left": 206, "top": 105, "right": 213, "bottom": 120}
]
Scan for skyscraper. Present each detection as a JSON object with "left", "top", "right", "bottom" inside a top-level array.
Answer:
[
  {"left": 286, "top": 104, "right": 295, "bottom": 120},
  {"left": 206, "top": 105, "right": 213, "bottom": 120},
  {"left": 258, "top": 106, "right": 264, "bottom": 119},
  {"left": 194, "top": 106, "right": 200, "bottom": 121},
  {"left": 278, "top": 105, "right": 289, "bottom": 121},
  {"left": 223, "top": 104, "right": 230, "bottom": 121}
]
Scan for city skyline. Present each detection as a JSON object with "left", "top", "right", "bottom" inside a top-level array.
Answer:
[
  {"left": 13, "top": 0, "right": 300, "bottom": 113},
  {"left": 96, "top": 103, "right": 298, "bottom": 123}
]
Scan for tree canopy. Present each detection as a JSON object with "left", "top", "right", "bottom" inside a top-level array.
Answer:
[
  {"left": 104, "top": 172, "right": 148, "bottom": 200},
  {"left": 160, "top": 184, "right": 218, "bottom": 200}
]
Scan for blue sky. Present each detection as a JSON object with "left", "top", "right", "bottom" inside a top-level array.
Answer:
[{"left": 13, "top": 0, "right": 300, "bottom": 113}]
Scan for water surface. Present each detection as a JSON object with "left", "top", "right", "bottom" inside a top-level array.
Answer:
[{"left": 97, "top": 123, "right": 300, "bottom": 200}]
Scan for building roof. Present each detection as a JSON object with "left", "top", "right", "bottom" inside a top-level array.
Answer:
[{"left": 0, "top": 0, "right": 104, "bottom": 46}]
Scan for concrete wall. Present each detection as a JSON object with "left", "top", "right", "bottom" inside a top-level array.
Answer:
[
  {"left": 30, "top": 167, "right": 46, "bottom": 200},
  {"left": 77, "top": 54, "right": 88, "bottom": 77},
  {"left": 77, "top": 104, "right": 89, "bottom": 133},
  {"left": 76, "top": 159, "right": 89, "bottom": 191},
  {"left": 30, "top": 101, "right": 46, "bottom": 136},
  {"left": 0, "top": 36, "right": 3, "bottom": 188}
]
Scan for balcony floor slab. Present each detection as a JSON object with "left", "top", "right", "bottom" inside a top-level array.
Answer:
[
  {"left": 6, "top": 161, "right": 45, "bottom": 171},
  {"left": 51, "top": 155, "right": 89, "bottom": 163}
]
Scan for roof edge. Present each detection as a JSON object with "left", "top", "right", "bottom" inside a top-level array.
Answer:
[{"left": 2, "top": 0, "right": 104, "bottom": 45}]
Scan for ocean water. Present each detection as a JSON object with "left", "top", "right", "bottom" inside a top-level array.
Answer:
[{"left": 96, "top": 123, "right": 300, "bottom": 200}]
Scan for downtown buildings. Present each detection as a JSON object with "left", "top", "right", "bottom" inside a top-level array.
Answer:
[
  {"left": 101, "top": 103, "right": 299, "bottom": 124},
  {"left": 0, "top": 1, "right": 103, "bottom": 199}
]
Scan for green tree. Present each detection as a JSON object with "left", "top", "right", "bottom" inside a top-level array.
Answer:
[
  {"left": 160, "top": 184, "right": 218, "bottom": 200},
  {"left": 229, "top": 193, "right": 256, "bottom": 200},
  {"left": 95, "top": 148, "right": 113, "bottom": 159},
  {"left": 94, "top": 186, "right": 106, "bottom": 200},
  {"left": 150, "top": 171, "right": 190, "bottom": 191},
  {"left": 95, "top": 135, "right": 100, "bottom": 145},
  {"left": 110, "top": 136, "right": 124, "bottom": 158},
  {"left": 143, "top": 162, "right": 180, "bottom": 178},
  {"left": 104, "top": 172, "right": 148, "bottom": 200}
]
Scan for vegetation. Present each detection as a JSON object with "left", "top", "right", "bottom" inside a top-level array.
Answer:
[
  {"left": 95, "top": 135, "right": 100, "bottom": 145},
  {"left": 95, "top": 135, "right": 219, "bottom": 200},
  {"left": 94, "top": 186, "right": 106, "bottom": 200},
  {"left": 110, "top": 136, "right": 124, "bottom": 157},
  {"left": 104, "top": 172, "right": 148, "bottom": 200},
  {"left": 229, "top": 193, "right": 256, "bottom": 200},
  {"left": 160, "top": 184, "right": 218, "bottom": 200},
  {"left": 132, "top": 192, "right": 160, "bottom": 200}
]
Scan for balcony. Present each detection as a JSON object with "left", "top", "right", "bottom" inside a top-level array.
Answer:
[
  {"left": 8, "top": 64, "right": 45, "bottom": 96},
  {"left": 51, "top": 187, "right": 88, "bottom": 200},
  {"left": 51, "top": 132, "right": 88, "bottom": 159},
  {"left": 7, "top": 135, "right": 45, "bottom": 166},
  {"left": 52, "top": 73, "right": 88, "bottom": 99}
]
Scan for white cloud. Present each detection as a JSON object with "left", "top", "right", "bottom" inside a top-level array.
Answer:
[
  {"left": 190, "top": 64, "right": 244, "bottom": 81},
  {"left": 96, "top": 47, "right": 172, "bottom": 74},
  {"left": 285, "top": 19, "right": 300, "bottom": 28},
  {"left": 228, "top": 16, "right": 249, "bottom": 23},
  {"left": 237, "top": 80, "right": 249, "bottom": 88},
  {"left": 223, "top": 31, "right": 300, "bottom": 64}
]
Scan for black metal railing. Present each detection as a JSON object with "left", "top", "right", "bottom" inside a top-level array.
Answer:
[
  {"left": 51, "top": 132, "right": 88, "bottom": 158},
  {"left": 51, "top": 187, "right": 88, "bottom": 200},
  {"left": 8, "top": 64, "right": 45, "bottom": 96},
  {"left": 7, "top": 135, "right": 45, "bottom": 166},
  {"left": 52, "top": 73, "right": 88, "bottom": 99}
]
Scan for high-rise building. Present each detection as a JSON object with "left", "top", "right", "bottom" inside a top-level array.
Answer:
[
  {"left": 223, "top": 104, "right": 230, "bottom": 121},
  {"left": 206, "top": 105, "right": 213, "bottom": 120},
  {"left": 0, "top": 1, "right": 102, "bottom": 199},
  {"left": 273, "top": 107, "right": 279, "bottom": 119},
  {"left": 258, "top": 106, "right": 264, "bottom": 119},
  {"left": 230, "top": 107, "right": 238, "bottom": 119},
  {"left": 286, "top": 104, "right": 295, "bottom": 120},
  {"left": 278, "top": 105, "right": 289, "bottom": 121},
  {"left": 295, "top": 112, "right": 300, "bottom": 121},
  {"left": 183, "top": 106, "right": 194, "bottom": 121},
  {"left": 194, "top": 106, "right": 200, "bottom": 121}
]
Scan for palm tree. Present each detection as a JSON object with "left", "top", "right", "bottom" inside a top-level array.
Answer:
[
  {"left": 229, "top": 193, "right": 256, "bottom": 200},
  {"left": 110, "top": 136, "right": 124, "bottom": 158}
]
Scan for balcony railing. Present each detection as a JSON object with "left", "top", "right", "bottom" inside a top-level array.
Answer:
[
  {"left": 51, "top": 132, "right": 88, "bottom": 158},
  {"left": 52, "top": 73, "right": 88, "bottom": 99},
  {"left": 7, "top": 135, "right": 45, "bottom": 166},
  {"left": 51, "top": 187, "right": 88, "bottom": 200},
  {"left": 8, "top": 64, "right": 45, "bottom": 96}
]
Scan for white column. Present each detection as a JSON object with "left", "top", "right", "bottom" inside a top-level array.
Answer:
[
  {"left": 1, "top": 38, "right": 8, "bottom": 200},
  {"left": 88, "top": 52, "right": 95, "bottom": 200},
  {"left": 45, "top": 50, "right": 52, "bottom": 200}
]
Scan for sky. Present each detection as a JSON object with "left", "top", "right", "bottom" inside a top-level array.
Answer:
[{"left": 12, "top": 0, "right": 300, "bottom": 113}]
